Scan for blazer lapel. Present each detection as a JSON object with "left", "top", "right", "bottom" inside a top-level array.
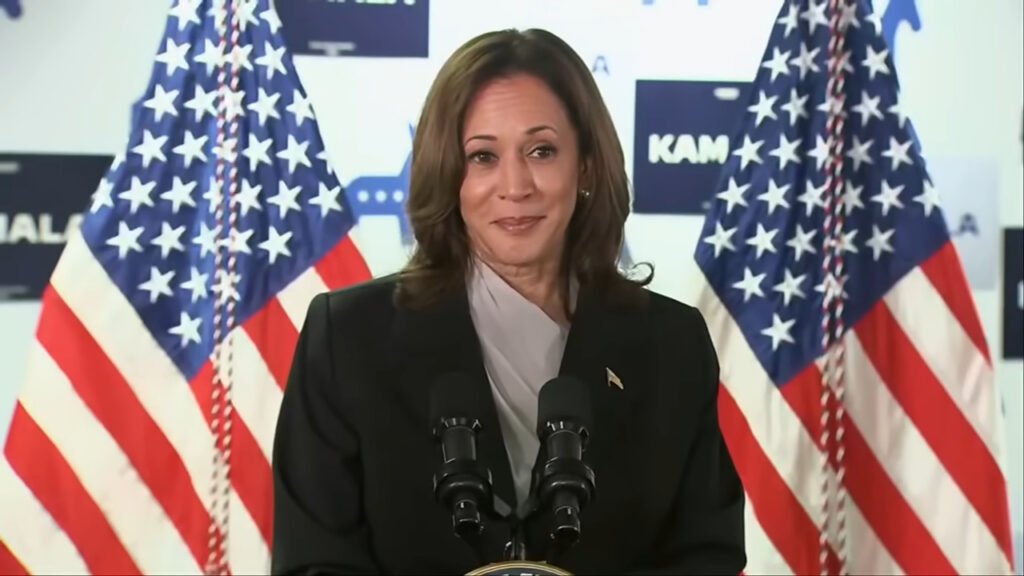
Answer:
[
  {"left": 390, "top": 286, "right": 520, "bottom": 517},
  {"left": 557, "top": 285, "right": 646, "bottom": 452},
  {"left": 535, "top": 285, "right": 649, "bottom": 563}
]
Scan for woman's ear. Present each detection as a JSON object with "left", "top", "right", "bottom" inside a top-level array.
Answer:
[{"left": 578, "top": 157, "right": 592, "bottom": 190}]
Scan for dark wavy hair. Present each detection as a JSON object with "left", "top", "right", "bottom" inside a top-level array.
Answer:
[{"left": 394, "top": 28, "right": 652, "bottom": 312}]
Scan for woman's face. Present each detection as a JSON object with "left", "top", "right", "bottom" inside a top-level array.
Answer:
[{"left": 459, "top": 73, "right": 580, "bottom": 274}]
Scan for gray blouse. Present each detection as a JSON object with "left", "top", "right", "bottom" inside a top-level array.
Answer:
[{"left": 465, "top": 257, "right": 571, "bottom": 509}]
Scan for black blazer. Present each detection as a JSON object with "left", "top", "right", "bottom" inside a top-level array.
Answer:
[{"left": 271, "top": 274, "right": 746, "bottom": 575}]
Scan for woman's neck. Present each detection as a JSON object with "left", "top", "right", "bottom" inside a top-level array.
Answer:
[{"left": 474, "top": 254, "right": 567, "bottom": 325}]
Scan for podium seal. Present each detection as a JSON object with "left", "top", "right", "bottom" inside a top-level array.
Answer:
[{"left": 466, "top": 560, "right": 572, "bottom": 576}]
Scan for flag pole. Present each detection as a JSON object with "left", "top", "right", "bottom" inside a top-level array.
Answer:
[
  {"left": 820, "top": 1, "right": 851, "bottom": 575},
  {"left": 208, "top": 0, "right": 242, "bottom": 573}
]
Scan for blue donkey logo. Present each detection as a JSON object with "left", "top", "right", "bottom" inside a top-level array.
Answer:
[
  {"left": 0, "top": 0, "right": 22, "bottom": 19},
  {"left": 881, "top": 0, "right": 921, "bottom": 60},
  {"left": 880, "top": 0, "right": 923, "bottom": 152},
  {"left": 344, "top": 125, "right": 416, "bottom": 246}
]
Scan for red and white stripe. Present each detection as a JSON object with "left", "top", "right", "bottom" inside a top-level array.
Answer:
[
  {"left": 699, "top": 241, "right": 1015, "bottom": 576},
  {"left": 0, "top": 225, "right": 372, "bottom": 575}
]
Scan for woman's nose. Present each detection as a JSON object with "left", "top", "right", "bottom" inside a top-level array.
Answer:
[{"left": 497, "top": 155, "right": 534, "bottom": 200}]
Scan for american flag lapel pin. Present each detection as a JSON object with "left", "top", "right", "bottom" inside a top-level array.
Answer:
[{"left": 606, "top": 367, "right": 623, "bottom": 390}]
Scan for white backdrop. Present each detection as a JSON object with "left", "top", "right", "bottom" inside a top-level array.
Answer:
[{"left": 1, "top": 0, "right": 1022, "bottom": 569}]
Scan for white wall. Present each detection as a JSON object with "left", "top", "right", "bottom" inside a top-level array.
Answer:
[{"left": 1, "top": 0, "right": 1021, "bottom": 570}]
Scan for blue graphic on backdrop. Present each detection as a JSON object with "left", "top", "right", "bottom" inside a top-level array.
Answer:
[
  {"left": 882, "top": 0, "right": 921, "bottom": 58},
  {"left": 632, "top": 80, "right": 751, "bottom": 214},
  {"left": 1004, "top": 228, "right": 1023, "bottom": 359},
  {"left": 882, "top": 0, "right": 923, "bottom": 154},
  {"left": 0, "top": 154, "right": 110, "bottom": 300},
  {"left": 276, "top": 0, "right": 429, "bottom": 58},
  {"left": 344, "top": 125, "right": 414, "bottom": 245},
  {"left": 0, "top": 0, "right": 21, "bottom": 19},
  {"left": 927, "top": 157, "right": 998, "bottom": 290}
]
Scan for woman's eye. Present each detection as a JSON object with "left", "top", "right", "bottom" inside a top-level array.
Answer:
[
  {"left": 467, "top": 151, "right": 495, "bottom": 163},
  {"left": 532, "top": 145, "right": 556, "bottom": 158}
]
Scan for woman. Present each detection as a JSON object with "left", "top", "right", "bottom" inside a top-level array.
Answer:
[{"left": 271, "top": 28, "right": 745, "bottom": 575}]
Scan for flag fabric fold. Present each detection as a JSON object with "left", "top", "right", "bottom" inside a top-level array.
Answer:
[
  {"left": 693, "top": 0, "right": 1015, "bottom": 574},
  {"left": 0, "top": 0, "right": 371, "bottom": 574}
]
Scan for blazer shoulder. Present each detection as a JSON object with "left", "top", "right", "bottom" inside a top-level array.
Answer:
[
  {"left": 299, "top": 274, "right": 399, "bottom": 350},
  {"left": 297, "top": 275, "right": 399, "bottom": 381},
  {"left": 320, "top": 273, "right": 399, "bottom": 320},
  {"left": 644, "top": 288, "right": 711, "bottom": 333},
  {"left": 642, "top": 288, "right": 720, "bottom": 379}
]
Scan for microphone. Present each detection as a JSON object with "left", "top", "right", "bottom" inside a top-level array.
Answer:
[
  {"left": 534, "top": 376, "right": 596, "bottom": 553},
  {"left": 430, "top": 373, "right": 495, "bottom": 548}
]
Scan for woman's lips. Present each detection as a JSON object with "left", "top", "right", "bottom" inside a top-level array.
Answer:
[{"left": 493, "top": 216, "right": 543, "bottom": 234}]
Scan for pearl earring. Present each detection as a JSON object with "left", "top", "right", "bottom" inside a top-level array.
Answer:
[{"left": 580, "top": 189, "right": 591, "bottom": 198}]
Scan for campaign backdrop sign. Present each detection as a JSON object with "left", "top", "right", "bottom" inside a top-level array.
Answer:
[
  {"left": 1004, "top": 227, "right": 1023, "bottom": 360},
  {"left": 927, "top": 156, "right": 1000, "bottom": 290},
  {"left": 277, "top": 0, "right": 429, "bottom": 58},
  {"left": 632, "top": 80, "right": 751, "bottom": 214},
  {"left": 0, "top": 153, "right": 110, "bottom": 301}
]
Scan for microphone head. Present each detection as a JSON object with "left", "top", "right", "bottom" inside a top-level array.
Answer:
[
  {"left": 536, "top": 376, "right": 593, "bottom": 438},
  {"left": 430, "top": 372, "right": 488, "bottom": 431}
]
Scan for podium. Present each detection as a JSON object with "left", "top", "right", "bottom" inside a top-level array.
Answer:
[{"left": 466, "top": 560, "right": 572, "bottom": 576}]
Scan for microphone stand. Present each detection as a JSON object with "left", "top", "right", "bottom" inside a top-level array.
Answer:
[
  {"left": 503, "top": 514, "right": 527, "bottom": 562},
  {"left": 503, "top": 493, "right": 540, "bottom": 563},
  {"left": 502, "top": 492, "right": 576, "bottom": 568}
]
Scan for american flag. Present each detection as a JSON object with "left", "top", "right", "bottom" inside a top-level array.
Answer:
[
  {"left": 693, "top": 1, "right": 1015, "bottom": 574},
  {"left": 0, "top": 0, "right": 371, "bottom": 574}
]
